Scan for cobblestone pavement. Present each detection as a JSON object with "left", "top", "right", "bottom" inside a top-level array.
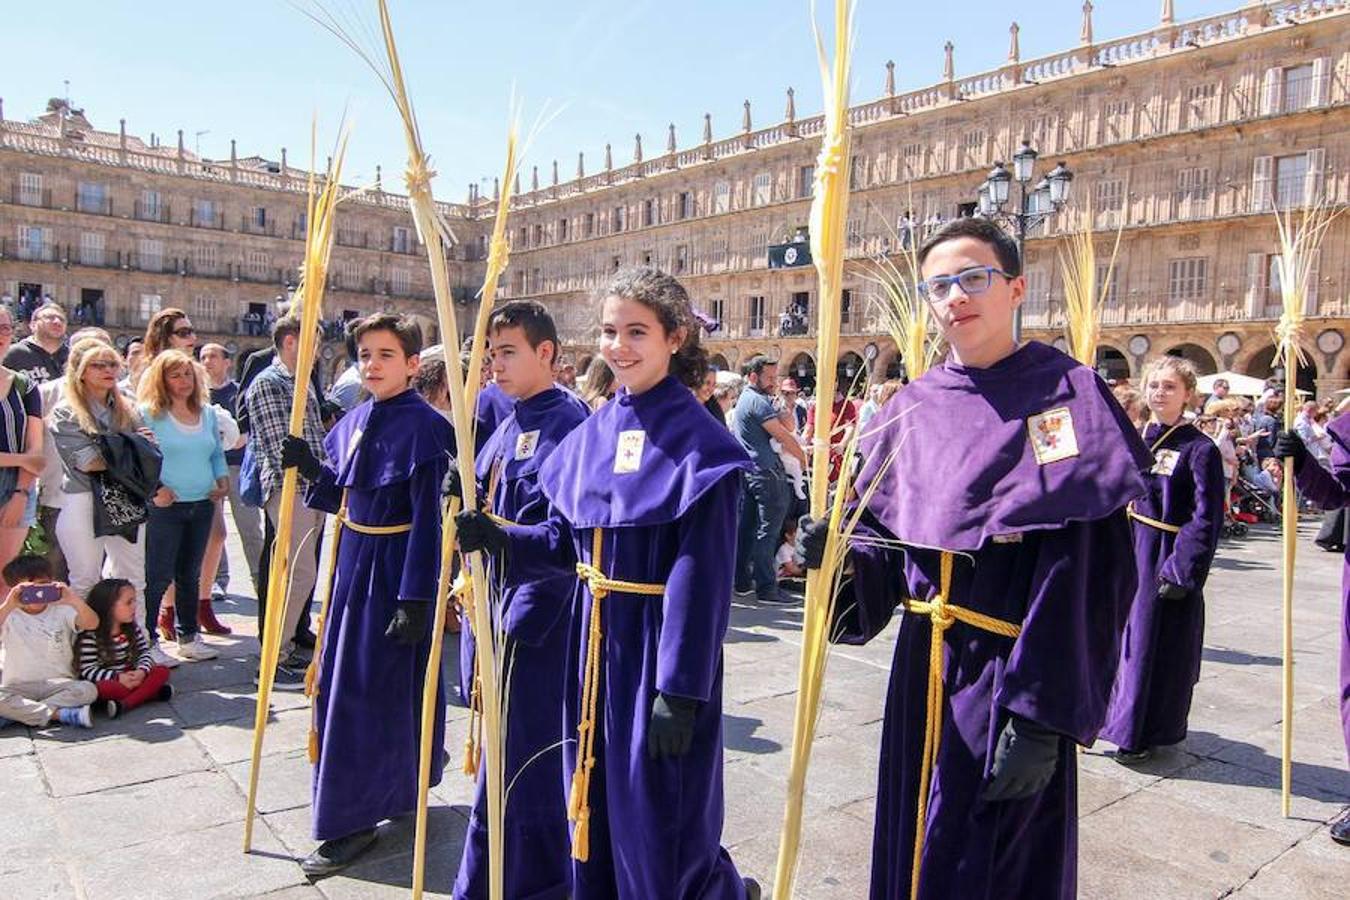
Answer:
[{"left": 2, "top": 522, "right": 1345, "bottom": 899}]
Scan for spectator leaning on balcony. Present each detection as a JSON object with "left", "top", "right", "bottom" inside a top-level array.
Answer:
[{"left": 3, "top": 302, "right": 68, "bottom": 385}]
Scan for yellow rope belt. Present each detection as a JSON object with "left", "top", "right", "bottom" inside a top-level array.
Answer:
[
  {"left": 902, "top": 551, "right": 1022, "bottom": 900},
  {"left": 1126, "top": 502, "right": 1182, "bottom": 535},
  {"left": 567, "top": 527, "right": 665, "bottom": 863}
]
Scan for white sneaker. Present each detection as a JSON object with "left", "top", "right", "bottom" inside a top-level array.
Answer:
[
  {"left": 176, "top": 636, "right": 219, "bottom": 662},
  {"left": 148, "top": 643, "right": 181, "bottom": 668}
]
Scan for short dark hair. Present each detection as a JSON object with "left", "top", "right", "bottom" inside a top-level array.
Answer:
[
  {"left": 488, "top": 301, "right": 559, "bottom": 366},
  {"left": 344, "top": 320, "right": 360, "bottom": 362},
  {"left": 740, "top": 354, "right": 777, "bottom": 378},
  {"left": 3, "top": 554, "right": 52, "bottom": 585},
  {"left": 353, "top": 313, "right": 422, "bottom": 357},
  {"left": 917, "top": 217, "right": 1021, "bottom": 277},
  {"left": 271, "top": 314, "right": 303, "bottom": 349}
]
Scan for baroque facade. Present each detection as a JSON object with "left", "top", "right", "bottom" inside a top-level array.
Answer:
[{"left": 0, "top": 1, "right": 1346, "bottom": 392}]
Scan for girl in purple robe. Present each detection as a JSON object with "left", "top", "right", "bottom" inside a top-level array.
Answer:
[
  {"left": 456, "top": 268, "right": 761, "bottom": 899},
  {"left": 1102, "top": 356, "right": 1225, "bottom": 763},
  {"left": 1275, "top": 421, "right": 1350, "bottom": 846},
  {"left": 800, "top": 218, "right": 1151, "bottom": 900},
  {"left": 280, "top": 314, "right": 455, "bottom": 877}
]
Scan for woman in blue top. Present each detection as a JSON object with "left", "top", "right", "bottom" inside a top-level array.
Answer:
[{"left": 138, "top": 349, "right": 228, "bottom": 662}]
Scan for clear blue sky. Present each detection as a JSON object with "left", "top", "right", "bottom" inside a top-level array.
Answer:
[{"left": 4, "top": 1, "right": 1241, "bottom": 200}]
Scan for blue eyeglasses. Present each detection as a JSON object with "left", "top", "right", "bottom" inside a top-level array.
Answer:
[{"left": 917, "top": 265, "right": 1015, "bottom": 301}]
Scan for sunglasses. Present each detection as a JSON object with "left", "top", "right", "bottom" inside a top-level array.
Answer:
[
  {"left": 86, "top": 360, "right": 119, "bottom": 371},
  {"left": 917, "top": 265, "right": 1015, "bottom": 302},
  {"left": 172, "top": 327, "right": 197, "bottom": 338}
]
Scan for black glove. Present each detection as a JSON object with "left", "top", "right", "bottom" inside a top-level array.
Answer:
[
  {"left": 647, "top": 693, "right": 699, "bottom": 759},
  {"left": 1157, "top": 580, "right": 1189, "bottom": 601},
  {"left": 385, "top": 601, "right": 429, "bottom": 645},
  {"left": 982, "top": 715, "right": 1061, "bottom": 802},
  {"left": 280, "top": 435, "right": 323, "bottom": 481},
  {"left": 455, "top": 510, "right": 509, "bottom": 557},
  {"left": 1273, "top": 429, "right": 1307, "bottom": 471},
  {"left": 441, "top": 467, "right": 463, "bottom": 503},
  {"left": 796, "top": 516, "right": 830, "bottom": 570}
]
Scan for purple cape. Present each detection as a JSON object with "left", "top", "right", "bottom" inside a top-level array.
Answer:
[
  {"left": 475, "top": 381, "right": 515, "bottom": 453},
  {"left": 455, "top": 386, "right": 590, "bottom": 900},
  {"left": 537, "top": 375, "right": 752, "bottom": 528},
  {"left": 1103, "top": 422, "right": 1225, "bottom": 752},
  {"left": 856, "top": 341, "right": 1151, "bottom": 552},
  {"left": 1293, "top": 413, "right": 1350, "bottom": 764},
  {"left": 303, "top": 388, "right": 455, "bottom": 841}
]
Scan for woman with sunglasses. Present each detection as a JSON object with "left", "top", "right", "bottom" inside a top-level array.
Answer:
[{"left": 143, "top": 308, "right": 197, "bottom": 361}]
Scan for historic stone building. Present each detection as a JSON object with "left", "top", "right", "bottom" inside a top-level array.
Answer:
[
  {"left": 1, "top": 1, "right": 1346, "bottom": 392},
  {"left": 0, "top": 101, "right": 489, "bottom": 379},
  {"left": 495, "top": 1, "right": 1350, "bottom": 396}
]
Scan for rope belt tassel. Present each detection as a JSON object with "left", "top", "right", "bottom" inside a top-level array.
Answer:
[
  {"left": 902, "top": 551, "right": 1022, "bottom": 900},
  {"left": 568, "top": 528, "right": 665, "bottom": 862}
]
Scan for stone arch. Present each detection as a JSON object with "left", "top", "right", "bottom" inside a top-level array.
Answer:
[
  {"left": 785, "top": 351, "right": 817, "bottom": 392},
  {"left": 708, "top": 352, "right": 730, "bottom": 372},
  {"left": 1244, "top": 343, "right": 1319, "bottom": 395},
  {"left": 1095, "top": 344, "right": 1131, "bottom": 381},
  {"left": 1163, "top": 342, "right": 1218, "bottom": 376},
  {"left": 837, "top": 351, "right": 866, "bottom": 396}
]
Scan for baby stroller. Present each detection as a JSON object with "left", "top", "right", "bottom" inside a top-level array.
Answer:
[{"left": 1233, "top": 476, "right": 1281, "bottom": 526}]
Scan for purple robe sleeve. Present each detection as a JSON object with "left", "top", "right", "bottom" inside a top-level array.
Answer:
[
  {"left": 503, "top": 513, "right": 578, "bottom": 585},
  {"left": 657, "top": 474, "right": 739, "bottom": 703},
  {"left": 398, "top": 457, "right": 449, "bottom": 603},
  {"left": 498, "top": 489, "right": 572, "bottom": 647},
  {"left": 1295, "top": 456, "right": 1350, "bottom": 509},
  {"left": 1160, "top": 441, "right": 1225, "bottom": 591},
  {"left": 995, "top": 511, "right": 1136, "bottom": 747},
  {"left": 303, "top": 462, "right": 343, "bottom": 515},
  {"left": 831, "top": 519, "right": 906, "bottom": 645}
]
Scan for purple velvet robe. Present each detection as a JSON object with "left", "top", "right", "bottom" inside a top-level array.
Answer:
[
  {"left": 840, "top": 342, "right": 1150, "bottom": 900},
  {"left": 304, "top": 389, "right": 455, "bottom": 841},
  {"left": 502, "top": 375, "right": 754, "bottom": 899},
  {"left": 475, "top": 381, "right": 515, "bottom": 453},
  {"left": 1292, "top": 413, "right": 1350, "bottom": 763},
  {"left": 1102, "top": 422, "right": 1225, "bottom": 752},
  {"left": 454, "top": 386, "right": 590, "bottom": 900}
]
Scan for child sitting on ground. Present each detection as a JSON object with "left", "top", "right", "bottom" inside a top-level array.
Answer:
[
  {"left": 76, "top": 578, "right": 173, "bottom": 719},
  {"left": 0, "top": 555, "right": 98, "bottom": 729},
  {"left": 777, "top": 517, "right": 805, "bottom": 581}
]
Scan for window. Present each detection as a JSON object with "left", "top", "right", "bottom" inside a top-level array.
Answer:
[
  {"left": 476, "top": 235, "right": 488, "bottom": 259},
  {"left": 961, "top": 130, "right": 987, "bottom": 164},
  {"left": 900, "top": 144, "right": 923, "bottom": 177},
  {"left": 392, "top": 226, "right": 412, "bottom": 253},
  {"left": 713, "top": 181, "right": 730, "bottom": 214},
  {"left": 340, "top": 260, "right": 361, "bottom": 290},
  {"left": 709, "top": 298, "right": 725, "bottom": 326},
  {"left": 1167, "top": 258, "right": 1208, "bottom": 304},
  {"left": 77, "top": 181, "right": 109, "bottom": 214},
  {"left": 711, "top": 237, "right": 729, "bottom": 270},
  {"left": 558, "top": 218, "right": 570, "bottom": 241},
  {"left": 193, "top": 199, "right": 219, "bottom": 227},
  {"left": 642, "top": 199, "right": 656, "bottom": 227},
  {"left": 674, "top": 244, "right": 688, "bottom": 274},
  {"left": 1095, "top": 263, "right": 1119, "bottom": 308},
  {"left": 676, "top": 192, "right": 693, "bottom": 219},
  {"left": 1175, "top": 167, "right": 1211, "bottom": 203},
  {"left": 641, "top": 250, "right": 653, "bottom": 266},
  {"left": 849, "top": 156, "right": 865, "bottom": 190},
  {"left": 530, "top": 268, "right": 541, "bottom": 293},
  {"left": 517, "top": 225, "right": 528, "bottom": 248},
  {"left": 139, "top": 238, "right": 164, "bottom": 273},
  {"left": 534, "top": 224, "right": 544, "bottom": 246},
  {"left": 1266, "top": 254, "right": 1284, "bottom": 305},
  {"left": 611, "top": 206, "right": 627, "bottom": 232},
  {"left": 391, "top": 269, "right": 411, "bottom": 296},
  {"left": 246, "top": 251, "right": 269, "bottom": 280},
  {"left": 194, "top": 244, "right": 218, "bottom": 274},
  {"left": 17, "top": 225, "right": 50, "bottom": 260},
  {"left": 846, "top": 218, "right": 863, "bottom": 250},
  {"left": 79, "top": 232, "right": 105, "bottom": 267},
  {"left": 18, "top": 173, "right": 43, "bottom": 206},
  {"left": 611, "top": 255, "right": 622, "bottom": 271},
  {"left": 1184, "top": 82, "right": 1217, "bottom": 128},
  {"left": 1275, "top": 153, "right": 1310, "bottom": 208},
  {"left": 250, "top": 206, "right": 268, "bottom": 230},
  {"left": 584, "top": 213, "right": 595, "bottom": 237},
  {"left": 798, "top": 165, "right": 815, "bottom": 199},
  {"left": 1094, "top": 179, "right": 1124, "bottom": 212},
  {"left": 752, "top": 172, "right": 772, "bottom": 207},
  {"left": 194, "top": 295, "right": 218, "bottom": 322},
  {"left": 840, "top": 289, "right": 853, "bottom": 326},
  {"left": 748, "top": 295, "right": 767, "bottom": 334},
  {"left": 1024, "top": 270, "right": 1049, "bottom": 319},
  {"left": 139, "top": 294, "right": 162, "bottom": 322},
  {"left": 1283, "top": 63, "right": 1315, "bottom": 113},
  {"left": 139, "top": 189, "right": 164, "bottom": 222}
]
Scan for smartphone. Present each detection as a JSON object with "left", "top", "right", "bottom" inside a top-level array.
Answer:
[{"left": 18, "top": 584, "right": 61, "bottom": 605}]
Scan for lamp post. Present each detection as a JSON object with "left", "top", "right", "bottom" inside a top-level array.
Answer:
[{"left": 975, "top": 141, "right": 1074, "bottom": 341}]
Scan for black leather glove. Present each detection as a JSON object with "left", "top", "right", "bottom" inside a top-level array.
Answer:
[
  {"left": 982, "top": 715, "right": 1061, "bottom": 802},
  {"left": 441, "top": 467, "right": 463, "bottom": 503},
  {"left": 1273, "top": 429, "right": 1307, "bottom": 471},
  {"left": 1157, "top": 580, "right": 1189, "bottom": 601},
  {"left": 455, "top": 510, "right": 509, "bottom": 557},
  {"left": 385, "top": 601, "right": 429, "bottom": 645},
  {"left": 647, "top": 693, "right": 699, "bottom": 759},
  {"left": 796, "top": 516, "right": 830, "bottom": 570},
  {"left": 280, "top": 435, "right": 323, "bottom": 481}
]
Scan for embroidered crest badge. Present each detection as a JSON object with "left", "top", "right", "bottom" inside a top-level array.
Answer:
[
  {"left": 1027, "top": 407, "right": 1079, "bottom": 465},
  {"left": 614, "top": 430, "right": 646, "bottom": 474},
  {"left": 514, "top": 429, "right": 540, "bottom": 461},
  {"left": 1151, "top": 448, "right": 1180, "bottom": 477}
]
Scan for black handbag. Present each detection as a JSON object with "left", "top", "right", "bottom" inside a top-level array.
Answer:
[{"left": 90, "top": 471, "right": 147, "bottom": 541}]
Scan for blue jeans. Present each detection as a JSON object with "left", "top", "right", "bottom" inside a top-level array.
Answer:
[
  {"left": 145, "top": 500, "right": 216, "bottom": 640},
  {"left": 735, "top": 470, "right": 790, "bottom": 600}
]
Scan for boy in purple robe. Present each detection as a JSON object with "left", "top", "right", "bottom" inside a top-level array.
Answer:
[
  {"left": 456, "top": 268, "right": 762, "bottom": 899},
  {"left": 801, "top": 218, "right": 1150, "bottom": 900},
  {"left": 450, "top": 301, "right": 590, "bottom": 899},
  {"left": 280, "top": 313, "right": 455, "bottom": 876},
  {"left": 1102, "top": 356, "right": 1225, "bottom": 763},
  {"left": 1275, "top": 423, "right": 1350, "bottom": 846}
]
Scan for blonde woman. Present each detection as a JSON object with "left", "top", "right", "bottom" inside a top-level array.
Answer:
[
  {"left": 137, "top": 350, "right": 228, "bottom": 663},
  {"left": 50, "top": 339, "right": 166, "bottom": 663}
]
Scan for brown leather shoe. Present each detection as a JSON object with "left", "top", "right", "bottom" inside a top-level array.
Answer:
[{"left": 197, "top": 597, "right": 233, "bottom": 636}]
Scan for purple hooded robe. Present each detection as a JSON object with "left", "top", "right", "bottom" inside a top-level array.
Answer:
[
  {"left": 837, "top": 342, "right": 1150, "bottom": 900},
  {"left": 1102, "top": 421, "right": 1225, "bottom": 752},
  {"left": 500, "top": 375, "right": 754, "bottom": 899},
  {"left": 303, "top": 388, "right": 454, "bottom": 841}
]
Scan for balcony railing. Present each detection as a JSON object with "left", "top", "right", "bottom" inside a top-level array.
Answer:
[
  {"left": 75, "top": 193, "right": 113, "bottom": 216},
  {"left": 11, "top": 184, "right": 53, "bottom": 209},
  {"left": 189, "top": 208, "right": 226, "bottom": 230},
  {"left": 134, "top": 199, "right": 172, "bottom": 223},
  {"left": 241, "top": 216, "right": 277, "bottom": 236}
]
